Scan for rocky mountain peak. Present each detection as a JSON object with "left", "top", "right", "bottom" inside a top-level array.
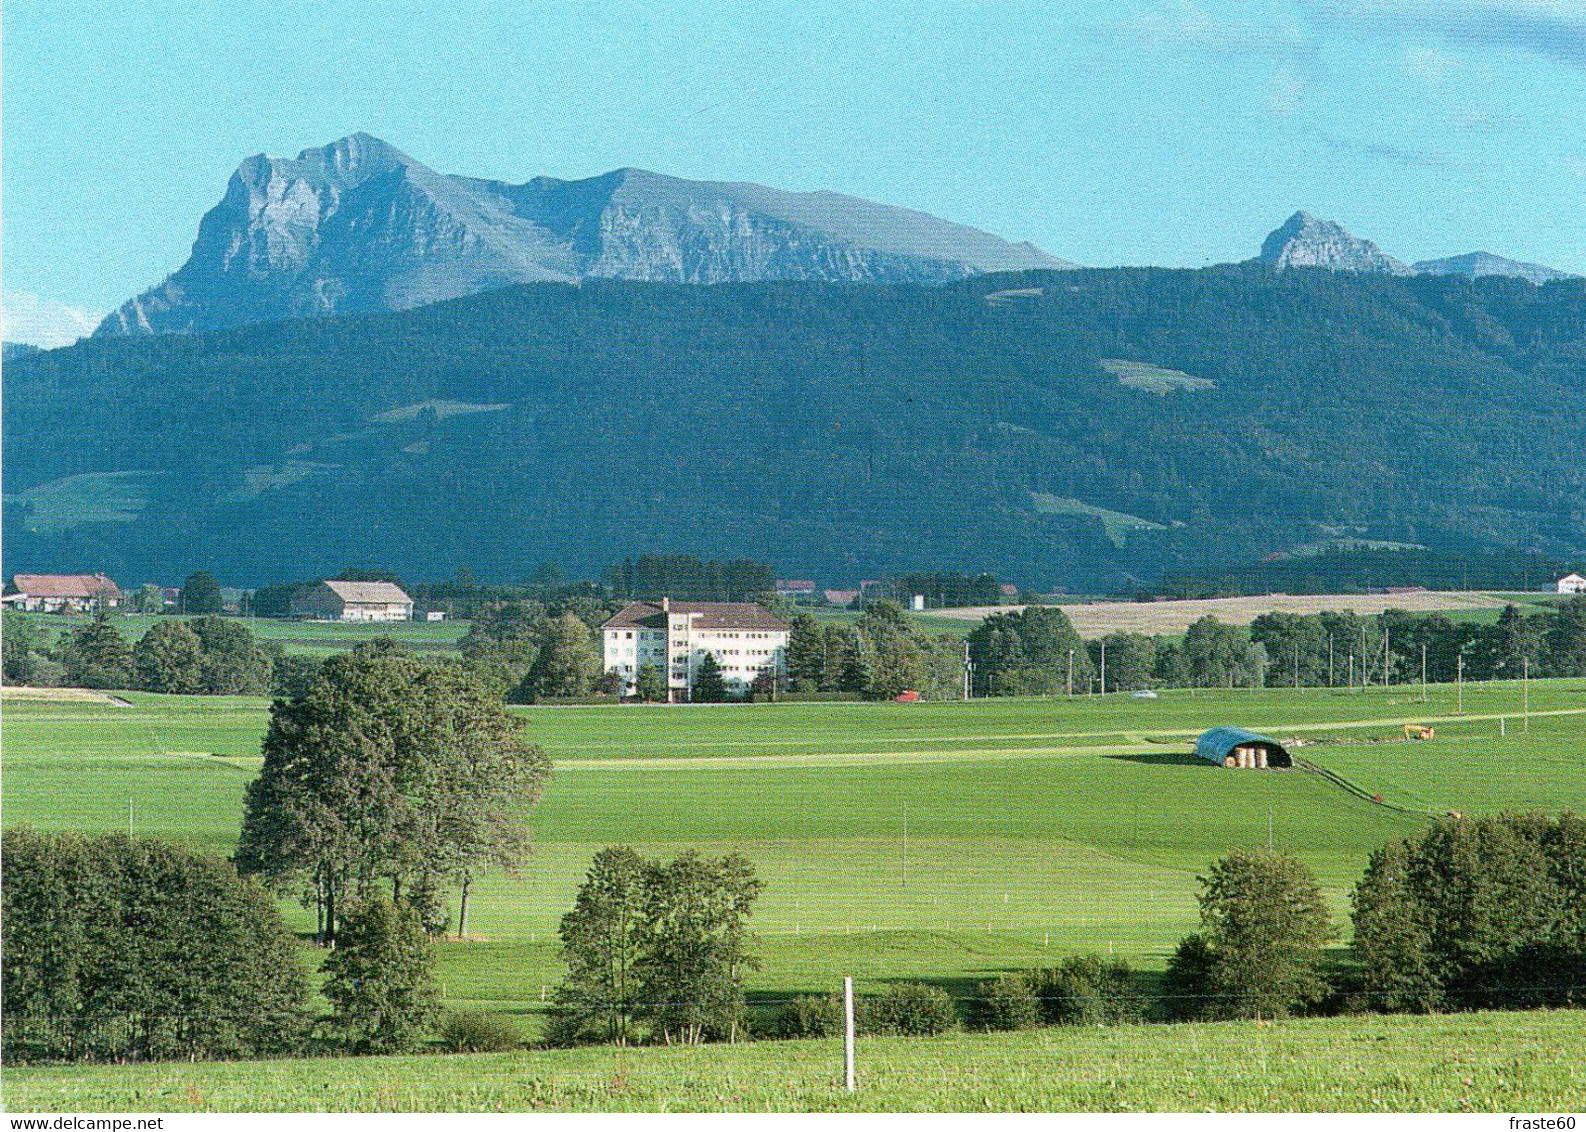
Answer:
[
  {"left": 95, "top": 134, "right": 1074, "bottom": 337},
  {"left": 1260, "top": 211, "right": 1410, "bottom": 275}
]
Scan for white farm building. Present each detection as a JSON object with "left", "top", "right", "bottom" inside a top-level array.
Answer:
[
  {"left": 601, "top": 598, "right": 790, "bottom": 702},
  {"left": 1558, "top": 574, "right": 1586, "bottom": 596},
  {"left": 289, "top": 579, "right": 414, "bottom": 622}
]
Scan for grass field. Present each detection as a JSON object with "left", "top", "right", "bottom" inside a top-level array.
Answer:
[
  {"left": 10, "top": 1010, "right": 1583, "bottom": 1113},
  {"left": 8, "top": 611, "right": 469, "bottom": 656},
  {"left": 4, "top": 677, "right": 1584, "bottom": 1110}
]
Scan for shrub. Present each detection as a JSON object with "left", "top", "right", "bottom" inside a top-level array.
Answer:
[
  {"left": 440, "top": 1010, "right": 520, "bottom": 1053},
  {"left": 860, "top": 982, "right": 958, "bottom": 1036},
  {"left": 1028, "top": 955, "right": 1146, "bottom": 1026},
  {"left": 321, "top": 894, "right": 442, "bottom": 1054},
  {"left": 971, "top": 973, "right": 1041, "bottom": 1031},
  {"left": 776, "top": 994, "right": 843, "bottom": 1038},
  {"left": 1167, "top": 849, "right": 1334, "bottom": 1021}
]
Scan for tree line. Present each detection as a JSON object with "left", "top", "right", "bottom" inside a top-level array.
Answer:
[{"left": 966, "top": 599, "right": 1586, "bottom": 696}]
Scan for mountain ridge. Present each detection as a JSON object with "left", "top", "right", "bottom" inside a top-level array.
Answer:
[{"left": 94, "top": 133, "right": 1074, "bottom": 337}]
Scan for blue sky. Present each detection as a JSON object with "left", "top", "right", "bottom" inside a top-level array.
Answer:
[{"left": 4, "top": 0, "right": 1584, "bottom": 343}]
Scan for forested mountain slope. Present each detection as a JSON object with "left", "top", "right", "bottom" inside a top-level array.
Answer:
[{"left": 7, "top": 265, "right": 1584, "bottom": 588}]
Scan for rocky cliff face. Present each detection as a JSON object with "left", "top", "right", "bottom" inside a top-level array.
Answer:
[
  {"left": 96, "top": 133, "right": 1073, "bottom": 336},
  {"left": 1259, "top": 211, "right": 1411, "bottom": 274},
  {"left": 1412, "top": 251, "right": 1576, "bottom": 285}
]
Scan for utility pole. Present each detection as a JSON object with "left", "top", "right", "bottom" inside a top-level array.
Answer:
[
  {"left": 1100, "top": 639, "right": 1107, "bottom": 697},
  {"left": 901, "top": 804, "right": 909, "bottom": 889},
  {"left": 962, "top": 640, "right": 972, "bottom": 701},
  {"left": 1328, "top": 635, "right": 1334, "bottom": 688},
  {"left": 1293, "top": 645, "right": 1300, "bottom": 690},
  {"left": 1067, "top": 649, "right": 1074, "bottom": 697},
  {"left": 1523, "top": 656, "right": 1530, "bottom": 732},
  {"left": 1348, "top": 653, "right": 1355, "bottom": 691},
  {"left": 1457, "top": 652, "right": 1465, "bottom": 714},
  {"left": 1421, "top": 643, "right": 1427, "bottom": 704}
]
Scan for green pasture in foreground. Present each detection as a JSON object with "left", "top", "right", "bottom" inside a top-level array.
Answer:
[
  {"left": 8, "top": 1011, "right": 1583, "bottom": 1112},
  {"left": 5, "top": 680, "right": 1584, "bottom": 1111},
  {"left": 5, "top": 679, "right": 1584, "bottom": 1030}
]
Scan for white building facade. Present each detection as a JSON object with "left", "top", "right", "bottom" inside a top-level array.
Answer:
[
  {"left": 1558, "top": 573, "right": 1586, "bottom": 595},
  {"left": 600, "top": 598, "right": 790, "bottom": 701}
]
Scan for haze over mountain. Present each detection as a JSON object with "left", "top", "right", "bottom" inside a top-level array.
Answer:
[
  {"left": 12, "top": 265, "right": 1586, "bottom": 588},
  {"left": 94, "top": 133, "right": 1073, "bottom": 337}
]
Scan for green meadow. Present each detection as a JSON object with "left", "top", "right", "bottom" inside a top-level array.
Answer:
[
  {"left": 4, "top": 678, "right": 1585, "bottom": 1109},
  {"left": 12, "top": 1011, "right": 1584, "bottom": 1113}
]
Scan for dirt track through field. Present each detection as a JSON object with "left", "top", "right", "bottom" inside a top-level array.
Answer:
[{"left": 929, "top": 591, "right": 1515, "bottom": 638}]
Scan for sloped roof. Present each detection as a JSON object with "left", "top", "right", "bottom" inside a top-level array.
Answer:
[
  {"left": 322, "top": 579, "right": 411, "bottom": 604},
  {"left": 602, "top": 601, "right": 789, "bottom": 631},
  {"left": 10, "top": 573, "right": 122, "bottom": 598}
]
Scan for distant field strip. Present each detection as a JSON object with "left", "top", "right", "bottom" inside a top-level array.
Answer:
[{"left": 930, "top": 590, "right": 1516, "bottom": 636}]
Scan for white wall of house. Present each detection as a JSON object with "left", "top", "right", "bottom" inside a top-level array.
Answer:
[{"left": 602, "top": 615, "right": 788, "bottom": 700}]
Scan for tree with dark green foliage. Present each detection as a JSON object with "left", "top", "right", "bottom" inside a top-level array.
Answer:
[
  {"left": 691, "top": 653, "right": 728, "bottom": 703},
  {"left": 1, "top": 827, "right": 309, "bottom": 1064},
  {"left": 3, "top": 611, "right": 40, "bottom": 683},
  {"left": 1181, "top": 616, "right": 1266, "bottom": 688},
  {"left": 1092, "top": 632, "right": 1156, "bottom": 692},
  {"left": 133, "top": 582, "right": 166, "bottom": 614},
  {"left": 58, "top": 613, "right": 134, "bottom": 689},
  {"left": 785, "top": 613, "right": 828, "bottom": 692},
  {"left": 1351, "top": 813, "right": 1586, "bottom": 1012},
  {"left": 634, "top": 662, "right": 667, "bottom": 702},
  {"left": 236, "top": 650, "right": 550, "bottom": 943},
  {"left": 633, "top": 851, "right": 763, "bottom": 1044},
  {"left": 133, "top": 618, "right": 205, "bottom": 693},
  {"left": 189, "top": 616, "right": 273, "bottom": 694},
  {"left": 550, "top": 847, "right": 649, "bottom": 1045},
  {"left": 269, "top": 652, "right": 324, "bottom": 699},
  {"left": 836, "top": 630, "right": 872, "bottom": 694},
  {"left": 1548, "top": 597, "right": 1586, "bottom": 676},
  {"left": 181, "top": 571, "right": 223, "bottom": 614},
  {"left": 1349, "top": 839, "right": 1442, "bottom": 1013},
  {"left": 967, "top": 605, "right": 1091, "bottom": 696},
  {"left": 321, "top": 893, "right": 441, "bottom": 1053},
  {"left": 855, "top": 601, "right": 926, "bottom": 698},
  {"left": 1165, "top": 848, "right": 1332, "bottom": 1020},
  {"left": 517, "top": 611, "right": 601, "bottom": 701}
]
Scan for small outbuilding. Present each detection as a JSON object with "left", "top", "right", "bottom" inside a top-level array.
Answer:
[
  {"left": 1194, "top": 727, "right": 1291, "bottom": 769},
  {"left": 1558, "top": 573, "right": 1586, "bottom": 595}
]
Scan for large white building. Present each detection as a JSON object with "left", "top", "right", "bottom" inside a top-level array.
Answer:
[
  {"left": 1559, "top": 573, "right": 1586, "bottom": 595},
  {"left": 600, "top": 599, "right": 790, "bottom": 702}
]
